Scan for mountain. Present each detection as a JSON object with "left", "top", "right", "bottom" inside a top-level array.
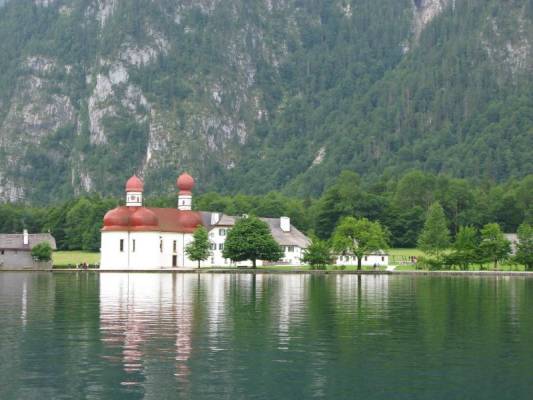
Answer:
[{"left": 0, "top": 0, "right": 531, "bottom": 203}]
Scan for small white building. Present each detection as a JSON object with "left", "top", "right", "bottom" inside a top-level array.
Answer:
[
  {"left": 100, "top": 173, "right": 310, "bottom": 269},
  {"left": 335, "top": 251, "right": 389, "bottom": 267}
]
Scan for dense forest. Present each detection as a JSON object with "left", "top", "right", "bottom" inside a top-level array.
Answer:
[
  {"left": 1, "top": 170, "right": 531, "bottom": 252},
  {"left": 0, "top": 0, "right": 531, "bottom": 202}
]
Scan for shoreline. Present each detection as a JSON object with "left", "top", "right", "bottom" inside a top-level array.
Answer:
[{"left": 1, "top": 269, "right": 533, "bottom": 277}]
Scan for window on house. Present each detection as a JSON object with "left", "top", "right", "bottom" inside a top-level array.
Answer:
[
  {"left": 120, "top": 239, "right": 124, "bottom": 252},
  {"left": 364, "top": 256, "right": 368, "bottom": 261},
  {"left": 288, "top": 246, "right": 294, "bottom": 253},
  {"left": 211, "top": 257, "right": 215, "bottom": 264},
  {"left": 210, "top": 243, "right": 216, "bottom": 250},
  {"left": 160, "top": 239, "right": 163, "bottom": 253},
  {"left": 219, "top": 228, "right": 226, "bottom": 236},
  {"left": 0, "top": 250, "right": 4, "bottom": 255},
  {"left": 218, "top": 243, "right": 224, "bottom": 250},
  {"left": 381, "top": 256, "right": 385, "bottom": 262},
  {"left": 132, "top": 239, "right": 136, "bottom": 253},
  {"left": 173, "top": 240, "right": 177, "bottom": 253}
]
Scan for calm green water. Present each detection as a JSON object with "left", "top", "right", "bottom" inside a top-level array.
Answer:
[{"left": 1, "top": 273, "right": 532, "bottom": 400}]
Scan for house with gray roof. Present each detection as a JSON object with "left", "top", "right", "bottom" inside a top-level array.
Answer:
[
  {"left": 201, "top": 213, "right": 311, "bottom": 266},
  {"left": 0, "top": 230, "right": 56, "bottom": 270}
]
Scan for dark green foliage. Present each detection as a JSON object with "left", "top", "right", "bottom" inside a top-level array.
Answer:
[
  {"left": 222, "top": 216, "right": 283, "bottom": 268},
  {"left": 515, "top": 223, "right": 533, "bottom": 270},
  {"left": 31, "top": 242, "right": 52, "bottom": 262},
  {"left": 479, "top": 223, "right": 511, "bottom": 270},
  {"left": 185, "top": 226, "right": 210, "bottom": 268},
  {"left": 446, "top": 226, "right": 480, "bottom": 270},
  {"left": 302, "top": 238, "right": 332, "bottom": 270},
  {"left": 0, "top": 170, "right": 531, "bottom": 253}
]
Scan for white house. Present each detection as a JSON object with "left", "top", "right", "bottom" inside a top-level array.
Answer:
[
  {"left": 203, "top": 214, "right": 310, "bottom": 267},
  {"left": 100, "top": 173, "right": 310, "bottom": 269}
]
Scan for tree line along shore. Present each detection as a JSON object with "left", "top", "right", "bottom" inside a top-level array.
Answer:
[{"left": 0, "top": 170, "right": 531, "bottom": 270}]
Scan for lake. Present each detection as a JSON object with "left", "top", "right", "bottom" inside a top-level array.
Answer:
[{"left": 1, "top": 272, "right": 532, "bottom": 399}]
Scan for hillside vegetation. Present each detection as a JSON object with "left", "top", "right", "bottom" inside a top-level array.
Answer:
[{"left": 0, "top": 0, "right": 531, "bottom": 202}]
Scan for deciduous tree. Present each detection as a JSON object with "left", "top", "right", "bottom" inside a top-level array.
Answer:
[
  {"left": 186, "top": 226, "right": 211, "bottom": 268},
  {"left": 332, "top": 217, "right": 389, "bottom": 270},
  {"left": 479, "top": 223, "right": 511, "bottom": 270},
  {"left": 302, "top": 238, "right": 332, "bottom": 270},
  {"left": 223, "top": 216, "right": 282, "bottom": 268}
]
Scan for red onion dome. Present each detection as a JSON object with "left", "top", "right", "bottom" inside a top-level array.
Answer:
[
  {"left": 125, "top": 175, "right": 144, "bottom": 192},
  {"left": 103, "top": 207, "right": 130, "bottom": 228},
  {"left": 176, "top": 211, "right": 203, "bottom": 232},
  {"left": 177, "top": 172, "right": 195, "bottom": 193},
  {"left": 130, "top": 207, "right": 159, "bottom": 228}
]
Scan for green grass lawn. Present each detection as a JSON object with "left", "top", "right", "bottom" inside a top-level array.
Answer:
[
  {"left": 53, "top": 251, "right": 100, "bottom": 267},
  {"left": 388, "top": 248, "right": 426, "bottom": 257}
]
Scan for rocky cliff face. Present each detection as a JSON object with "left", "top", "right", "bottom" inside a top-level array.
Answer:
[{"left": 0, "top": 0, "right": 531, "bottom": 202}]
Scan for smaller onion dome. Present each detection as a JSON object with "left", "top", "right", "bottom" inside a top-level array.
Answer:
[
  {"left": 130, "top": 207, "right": 159, "bottom": 228},
  {"left": 103, "top": 207, "right": 130, "bottom": 228},
  {"left": 177, "top": 172, "right": 195, "bottom": 193},
  {"left": 126, "top": 175, "right": 144, "bottom": 192}
]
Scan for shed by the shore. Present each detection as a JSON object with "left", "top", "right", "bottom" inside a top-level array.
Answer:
[{"left": 0, "top": 231, "right": 56, "bottom": 270}]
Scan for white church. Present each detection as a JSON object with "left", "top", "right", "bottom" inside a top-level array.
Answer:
[{"left": 100, "top": 173, "right": 311, "bottom": 269}]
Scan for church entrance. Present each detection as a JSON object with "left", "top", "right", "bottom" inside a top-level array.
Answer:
[{"left": 172, "top": 255, "right": 177, "bottom": 267}]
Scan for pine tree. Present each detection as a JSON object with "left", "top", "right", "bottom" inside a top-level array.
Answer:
[
  {"left": 186, "top": 226, "right": 210, "bottom": 268},
  {"left": 222, "top": 216, "right": 283, "bottom": 268},
  {"left": 417, "top": 202, "right": 450, "bottom": 257}
]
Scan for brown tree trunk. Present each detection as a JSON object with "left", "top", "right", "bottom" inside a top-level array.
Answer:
[
  {"left": 198, "top": 260, "right": 200, "bottom": 269},
  {"left": 357, "top": 257, "right": 362, "bottom": 271},
  {"left": 252, "top": 259, "right": 256, "bottom": 269}
]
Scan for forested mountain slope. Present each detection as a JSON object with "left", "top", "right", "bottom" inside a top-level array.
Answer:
[{"left": 0, "top": 0, "right": 531, "bottom": 202}]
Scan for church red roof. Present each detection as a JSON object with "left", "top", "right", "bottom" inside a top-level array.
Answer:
[{"left": 102, "top": 207, "right": 203, "bottom": 233}]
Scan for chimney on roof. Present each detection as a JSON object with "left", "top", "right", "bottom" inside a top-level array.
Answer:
[
  {"left": 211, "top": 212, "right": 221, "bottom": 225},
  {"left": 23, "top": 229, "right": 29, "bottom": 245},
  {"left": 280, "top": 217, "right": 291, "bottom": 233}
]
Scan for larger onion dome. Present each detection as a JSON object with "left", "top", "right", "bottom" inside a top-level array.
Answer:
[
  {"left": 130, "top": 207, "right": 158, "bottom": 229},
  {"left": 176, "top": 211, "right": 203, "bottom": 232},
  {"left": 177, "top": 172, "right": 195, "bottom": 193},
  {"left": 103, "top": 207, "right": 130, "bottom": 228},
  {"left": 126, "top": 175, "right": 144, "bottom": 192}
]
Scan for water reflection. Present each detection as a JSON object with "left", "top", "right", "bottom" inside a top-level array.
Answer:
[{"left": 1, "top": 273, "right": 533, "bottom": 400}]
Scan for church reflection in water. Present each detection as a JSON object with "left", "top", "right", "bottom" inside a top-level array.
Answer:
[{"left": 98, "top": 273, "right": 393, "bottom": 396}]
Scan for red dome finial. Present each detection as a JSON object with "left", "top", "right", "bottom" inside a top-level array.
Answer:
[
  {"left": 177, "top": 172, "right": 195, "bottom": 193},
  {"left": 126, "top": 175, "right": 144, "bottom": 192}
]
